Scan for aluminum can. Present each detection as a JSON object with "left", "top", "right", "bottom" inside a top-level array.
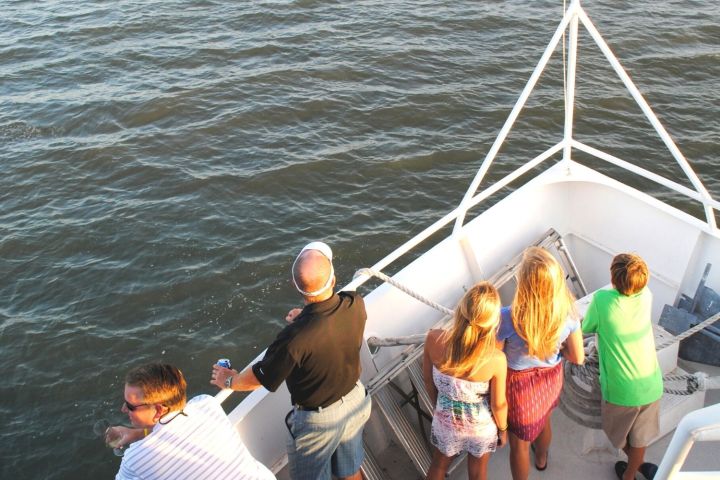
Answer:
[{"left": 216, "top": 358, "right": 232, "bottom": 369}]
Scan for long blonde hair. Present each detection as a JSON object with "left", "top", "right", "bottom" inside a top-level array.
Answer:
[
  {"left": 440, "top": 281, "right": 501, "bottom": 378},
  {"left": 511, "top": 247, "right": 576, "bottom": 360}
]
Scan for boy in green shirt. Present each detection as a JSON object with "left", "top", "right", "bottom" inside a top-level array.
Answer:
[{"left": 582, "top": 253, "right": 663, "bottom": 480}]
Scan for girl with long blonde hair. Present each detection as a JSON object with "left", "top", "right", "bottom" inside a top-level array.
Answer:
[
  {"left": 423, "top": 282, "right": 508, "bottom": 480},
  {"left": 497, "top": 247, "right": 584, "bottom": 480}
]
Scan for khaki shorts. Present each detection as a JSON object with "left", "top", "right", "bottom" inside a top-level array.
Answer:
[{"left": 601, "top": 399, "right": 660, "bottom": 449}]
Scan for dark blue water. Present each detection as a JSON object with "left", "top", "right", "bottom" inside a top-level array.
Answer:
[{"left": 1, "top": 1, "right": 718, "bottom": 478}]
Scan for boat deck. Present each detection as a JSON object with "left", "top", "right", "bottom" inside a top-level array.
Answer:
[{"left": 369, "top": 359, "right": 720, "bottom": 480}]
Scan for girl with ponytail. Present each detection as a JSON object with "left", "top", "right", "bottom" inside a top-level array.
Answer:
[{"left": 423, "top": 281, "right": 508, "bottom": 480}]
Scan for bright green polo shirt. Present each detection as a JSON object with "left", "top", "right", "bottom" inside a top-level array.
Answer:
[{"left": 582, "top": 287, "right": 663, "bottom": 406}]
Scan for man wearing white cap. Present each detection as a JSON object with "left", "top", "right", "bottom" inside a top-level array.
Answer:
[{"left": 210, "top": 242, "right": 371, "bottom": 480}]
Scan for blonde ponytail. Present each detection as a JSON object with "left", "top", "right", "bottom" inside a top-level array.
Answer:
[{"left": 440, "top": 281, "right": 501, "bottom": 378}]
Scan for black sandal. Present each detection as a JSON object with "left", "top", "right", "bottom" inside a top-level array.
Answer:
[
  {"left": 615, "top": 461, "right": 629, "bottom": 480},
  {"left": 639, "top": 462, "right": 658, "bottom": 480},
  {"left": 531, "top": 443, "right": 548, "bottom": 471}
]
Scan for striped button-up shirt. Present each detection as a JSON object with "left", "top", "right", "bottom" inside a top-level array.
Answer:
[{"left": 116, "top": 395, "right": 274, "bottom": 480}]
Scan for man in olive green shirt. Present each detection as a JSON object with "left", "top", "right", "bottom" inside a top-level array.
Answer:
[{"left": 582, "top": 253, "right": 662, "bottom": 480}]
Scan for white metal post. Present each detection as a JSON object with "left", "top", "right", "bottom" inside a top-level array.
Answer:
[
  {"left": 572, "top": 140, "right": 720, "bottom": 212},
  {"left": 578, "top": 9, "right": 717, "bottom": 230},
  {"left": 562, "top": 7, "right": 579, "bottom": 163},
  {"left": 452, "top": 0, "right": 581, "bottom": 235}
]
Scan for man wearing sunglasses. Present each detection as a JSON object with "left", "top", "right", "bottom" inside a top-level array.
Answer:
[
  {"left": 211, "top": 241, "right": 371, "bottom": 480},
  {"left": 108, "top": 362, "right": 274, "bottom": 480}
]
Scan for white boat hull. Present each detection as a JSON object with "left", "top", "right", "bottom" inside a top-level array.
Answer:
[{"left": 229, "top": 159, "right": 720, "bottom": 474}]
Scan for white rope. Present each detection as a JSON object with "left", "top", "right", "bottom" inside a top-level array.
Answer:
[
  {"left": 354, "top": 268, "right": 455, "bottom": 317},
  {"left": 562, "top": 314, "right": 720, "bottom": 427},
  {"left": 367, "top": 334, "right": 426, "bottom": 348},
  {"left": 655, "top": 311, "right": 720, "bottom": 350}
]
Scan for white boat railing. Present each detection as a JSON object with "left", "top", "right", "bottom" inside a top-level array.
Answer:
[
  {"left": 344, "top": 141, "right": 566, "bottom": 289},
  {"left": 348, "top": 0, "right": 719, "bottom": 293},
  {"left": 572, "top": 140, "right": 720, "bottom": 211},
  {"left": 452, "top": 0, "right": 579, "bottom": 234},
  {"left": 575, "top": 6, "right": 717, "bottom": 230},
  {"left": 215, "top": 388, "right": 233, "bottom": 404},
  {"left": 453, "top": 0, "right": 717, "bottom": 232},
  {"left": 655, "top": 403, "right": 720, "bottom": 480}
]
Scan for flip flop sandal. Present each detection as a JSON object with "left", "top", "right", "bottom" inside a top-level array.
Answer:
[
  {"left": 639, "top": 462, "right": 658, "bottom": 480},
  {"left": 615, "top": 460, "right": 632, "bottom": 480},
  {"left": 531, "top": 443, "right": 548, "bottom": 471}
]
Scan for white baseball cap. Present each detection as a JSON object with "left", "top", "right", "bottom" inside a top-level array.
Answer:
[{"left": 291, "top": 242, "right": 334, "bottom": 297}]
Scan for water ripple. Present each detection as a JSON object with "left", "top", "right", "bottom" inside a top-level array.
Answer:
[{"left": 0, "top": 1, "right": 718, "bottom": 478}]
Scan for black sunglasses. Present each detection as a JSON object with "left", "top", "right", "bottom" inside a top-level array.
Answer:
[{"left": 124, "top": 399, "right": 151, "bottom": 412}]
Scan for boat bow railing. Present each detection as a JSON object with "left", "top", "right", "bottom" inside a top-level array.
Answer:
[
  {"left": 451, "top": 0, "right": 718, "bottom": 236},
  {"left": 345, "top": 141, "right": 565, "bottom": 291},
  {"left": 348, "top": 0, "right": 718, "bottom": 294}
]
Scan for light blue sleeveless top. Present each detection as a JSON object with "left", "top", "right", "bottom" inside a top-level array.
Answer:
[{"left": 497, "top": 306, "right": 579, "bottom": 370}]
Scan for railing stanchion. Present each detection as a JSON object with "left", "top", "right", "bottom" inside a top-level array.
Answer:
[
  {"left": 452, "top": 1, "right": 581, "bottom": 234},
  {"left": 562, "top": 7, "right": 579, "bottom": 164}
]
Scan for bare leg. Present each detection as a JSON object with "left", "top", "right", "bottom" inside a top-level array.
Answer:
[
  {"left": 622, "top": 444, "right": 646, "bottom": 480},
  {"left": 467, "top": 453, "right": 490, "bottom": 480},
  {"left": 531, "top": 416, "right": 552, "bottom": 469},
  {"left": 509, "top": 432, "right": 530, "bottom": 480},
  {"left": 426, "top": 446, "right": 453, "bottom": 480}
]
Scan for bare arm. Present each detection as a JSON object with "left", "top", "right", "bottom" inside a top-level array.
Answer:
[
  {"left": 422, "top": 331, "right": 439, "bottom": 407},
  {"left": 490, "top": 351, "right": 508, "bottom": 447},
  {"left": 210, "top": 364, "right": 263, "bottom": 391},
  {"left": 561, "top": 327, "right": 585, "bottom": 365}
]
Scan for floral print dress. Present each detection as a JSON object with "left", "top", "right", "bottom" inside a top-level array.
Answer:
[{"left": 430, "top": 366, "right": 498, "bottom": 458}]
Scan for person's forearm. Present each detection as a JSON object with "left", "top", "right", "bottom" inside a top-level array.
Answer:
[
  {"left": 561, "top": 344, "right": 584, "bottom": 364},
  {"left": 106, "top": 425, "right": 148, "bottom": 448},
  {"left": 129, "top": 427, "right": 145, "bottom": 441},
  {"left": 228, "top": 366, "right": 263, "bottom": 391},
  {"left": 562, "top": 330, "right": 586, "bottom": 365},
  {"left": 492, "top": 400, "right": 508, "bottom": 430}
]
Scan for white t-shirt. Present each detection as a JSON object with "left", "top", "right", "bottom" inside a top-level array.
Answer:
[{"left": 116, "top": 395, "right": 275, "bottom": 480}]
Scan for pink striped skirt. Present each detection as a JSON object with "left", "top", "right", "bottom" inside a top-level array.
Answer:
[{"left": 506, "top": 362, "right": 563, "bottom": 442}]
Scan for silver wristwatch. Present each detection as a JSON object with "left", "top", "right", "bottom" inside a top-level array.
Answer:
[{"left": 224, "top": 375, "right": 233, "bottom": 389}]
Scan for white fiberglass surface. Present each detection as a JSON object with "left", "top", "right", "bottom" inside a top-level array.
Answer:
[{"left": 228, "top": 162, "right": 720, "bottom": 476}]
